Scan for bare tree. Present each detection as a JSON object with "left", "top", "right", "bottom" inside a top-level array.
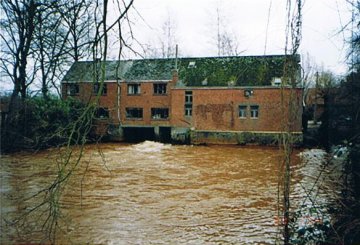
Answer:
[
  {"left": 143, "top": 13, "right": 178, "bottom": 58},
  {"left": 160, "top": 15, "right": 178, "bottom": 58},
  {"left": 213, "top": 7, "right": 242, "bottom": 56},
  {"left": 0, "top": 0, "right": 40, "bottom": 106},
  {"left": 33, "top": 2, "right": 67, "bottom": 98},
  {"left": 301, "top": 53, "right": 318, "bottom": 103},
  {"left": 33, "top": 0, "right": 96, "bottom": 97},
  {"left": 58, "top": 0, "right": 95, "bottom": 62},
  {"left": 2, "top": 0, "right": 136, "bottom": 242}
]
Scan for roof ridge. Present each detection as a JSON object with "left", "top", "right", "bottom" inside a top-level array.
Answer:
[{"left": 74, "top": 54, "right": 298, "bottom": 63}]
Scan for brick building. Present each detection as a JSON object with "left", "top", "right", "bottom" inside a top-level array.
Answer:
[{"left": 62, "top": 55, "right": 303, "bottom": 144}]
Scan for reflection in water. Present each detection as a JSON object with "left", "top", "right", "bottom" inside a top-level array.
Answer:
[{"left": 0, "top": 142, "right": 335, "bottom": 244}]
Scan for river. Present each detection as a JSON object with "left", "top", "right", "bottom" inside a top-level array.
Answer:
[{"left": 0, "top": 142, "right": 340, "bottom": 244}]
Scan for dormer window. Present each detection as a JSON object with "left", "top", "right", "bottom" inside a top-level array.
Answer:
[
  {"left": 188, "top": 61, "right": 196, "bottom": 68},
  {"left": 271, "top": 77, "right": 282, "bottom": 86}
]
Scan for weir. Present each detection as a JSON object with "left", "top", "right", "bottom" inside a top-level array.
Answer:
[
  {"left": 121, "top": 126, "right": 172, "bottom": 143},
  {"left": 122, "top": 126, "right": 155, "bottom": 142}
]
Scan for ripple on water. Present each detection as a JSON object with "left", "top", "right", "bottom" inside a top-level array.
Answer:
[{"left": 1, "top": 143, "right": 336, "bottom": 244}]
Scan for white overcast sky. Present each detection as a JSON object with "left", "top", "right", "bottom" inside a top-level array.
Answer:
[
  {"left": 0, "top": 0, "right": 353, "bottom": 93},
  {"left": 123, "top": 0, "right": 353, "bottom": 75}
]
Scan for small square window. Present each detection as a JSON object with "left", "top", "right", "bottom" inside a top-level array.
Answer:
[
  {"left": 239, "top": 105, "right": 247, "bottom": 118},
  {"left": 250, "top": 105, "right": 259, "bottom": 119}
]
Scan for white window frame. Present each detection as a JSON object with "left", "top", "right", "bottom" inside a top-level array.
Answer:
[
  {"left": 250, "top": 105, "right": 259, "bottom": 119},
  {"left": 127, "top": 84, "right": 141, "bottom": 95},
  {"left": 153, "top": 83, "right": 167, "bottom": 95},
  {"left": 239, "top": 105, "right": 247, "bottom": 118}
]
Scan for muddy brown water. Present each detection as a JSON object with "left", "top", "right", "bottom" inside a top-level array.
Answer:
[{"left": 0, "top": 142, "right": 337, "bottom": 244}]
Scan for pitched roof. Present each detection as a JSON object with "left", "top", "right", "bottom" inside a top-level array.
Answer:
[{"left": 62, "top": 55, "right": 300, "bottom": 86}]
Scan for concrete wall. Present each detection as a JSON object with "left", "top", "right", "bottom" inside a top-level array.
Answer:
[{"left": 190, "top": 130, "right": 303, "bottom": 146}]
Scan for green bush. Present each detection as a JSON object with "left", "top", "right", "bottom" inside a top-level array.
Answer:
[{"left": 1, "top": 96, "right": 88, "bottom": 152}]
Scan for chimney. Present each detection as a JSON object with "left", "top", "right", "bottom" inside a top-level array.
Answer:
[
  {"left": 170, "top": 69, "right": 179, "bottom": 88},
  {"left": 170, "top": 44, "right": 179, "bottom": 88}
]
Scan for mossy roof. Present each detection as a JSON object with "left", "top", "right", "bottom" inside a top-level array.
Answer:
[{"left": 62, "top": 55, "right": 300, "bottom": 86}]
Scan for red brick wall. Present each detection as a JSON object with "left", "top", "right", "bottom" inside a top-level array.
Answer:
[
  {"left": 171, "top": 88, "right": 303, "bottom": 132},
  {"left": 62, "top": 81, "right": 303, "bottom": 133},
  {"left": 119, "top": 81, "right": 171, "bottom": 126},
  {"left": 62, "top": 82, "right": 119, "bottom": 124}
]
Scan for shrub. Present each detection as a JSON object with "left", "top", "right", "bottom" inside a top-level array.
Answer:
[{"left": 1, "top": 96, "right": 88, "bottom": 152}]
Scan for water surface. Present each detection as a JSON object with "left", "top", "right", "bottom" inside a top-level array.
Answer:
[{"left": 0, "top": 142, "right": 335, "bottom": 244}]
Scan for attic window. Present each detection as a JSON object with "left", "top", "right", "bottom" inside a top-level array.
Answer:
[
  {"left": 188, "top": 61, "right": 196, "bottom": 68},
  {"left": 272, "top": 77, "right": 282, "bottom": 86}
]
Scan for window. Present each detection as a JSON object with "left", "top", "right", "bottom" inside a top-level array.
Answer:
[
  {"left": 239, "top": 105, "right": 247, "bottom": 118},
  {"left": 93, "top": 83, "right": 107, "bottom": 95},
  {"left": 250, "top": 105, "right": 259, "bottom": 119},
  {"left": 126, "top": 108, "right": 143, "bottom": 119},
  {"left": 185, "top": 104, "right": 192, "bottom": 116},
  {"left": 95, "top": 107, "right": 109, "bottom": 119},
  {"left": 151, "top": 108, "right": 169, "bottom": 119},
  {"left": 188, "top": 61, "right": 196, "bottom": 68},
  {"left": 185, "top": 91, "right": 193, "bottom": 116},
  {"left": 185, "top": 91, "right": 193, "bottom": 104},
  {"left": 127, "top": 84, "right": 141, "bottom": 95},
  {"left": 153, "top": 83, "right": 167, "bottom": 95},
  {"left": 67, "top": 84, "right": 79, "bottom": 96}
]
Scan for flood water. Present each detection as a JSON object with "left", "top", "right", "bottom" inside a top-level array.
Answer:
[{"left": 0, "top": 142, "right": 339, "bottom": 244}]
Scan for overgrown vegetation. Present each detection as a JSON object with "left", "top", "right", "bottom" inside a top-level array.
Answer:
[
  {"left": 179, "top": 55, "right": 300, "bottom": 86},
  {"left": 300, "top": 1, "right": 360, "bottom": 243},
  {"left": 1, "top": 96, "right": 91, "bottom": 153}
]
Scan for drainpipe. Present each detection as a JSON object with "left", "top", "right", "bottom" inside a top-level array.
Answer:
[
  {"left": 117, "top": 81, "right": 121, "bottom": 124},
  {"left": 175, "top": 44, "right": 178, "bottom": 70}
]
